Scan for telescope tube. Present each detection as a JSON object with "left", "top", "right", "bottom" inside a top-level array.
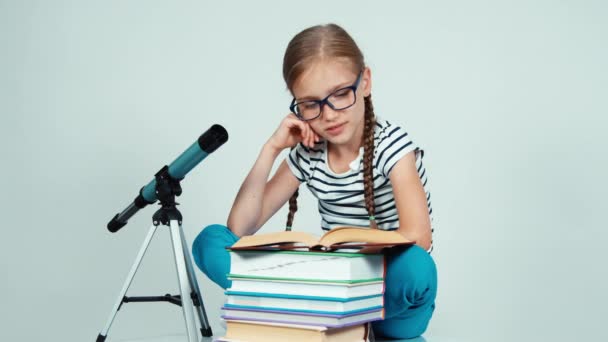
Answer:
[{"left": 107, "top": 124, "right": 228, "bottom": 232}]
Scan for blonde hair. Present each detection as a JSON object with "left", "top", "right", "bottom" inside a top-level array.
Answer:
[{"left": 282, "top": 24, "right": 378, "bottom": 230}]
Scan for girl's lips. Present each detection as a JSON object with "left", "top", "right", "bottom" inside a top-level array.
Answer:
[{"left": 326, "top": 122, "right": 346, "bottom": 135}]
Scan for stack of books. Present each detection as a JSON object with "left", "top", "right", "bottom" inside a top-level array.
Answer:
[{"left": 215, "top": 227, "right": 414, "bottom": 342}]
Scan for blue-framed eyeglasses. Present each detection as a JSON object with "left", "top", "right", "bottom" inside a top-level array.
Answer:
[{"left": 289, "top": 71, "right": 363, "bottom": 121}]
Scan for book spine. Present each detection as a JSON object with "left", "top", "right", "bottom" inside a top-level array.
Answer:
[
  {"left": 222, "top": 305, "right": 382, "bottom": 318},
  {"left": 225, "top": 291, "right": 382, "bottom": 302},
  {"left": 228, "top": 274, "right": 383, "bottom": 284},
  {"left": 221, "top": 315, "right": 382, "bottom": 329},
  {"left": 223, "top": 304, "right": 384, "bottom": 316}
]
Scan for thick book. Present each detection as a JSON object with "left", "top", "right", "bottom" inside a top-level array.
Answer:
[
  {"left": 224, "top": 292, "right": 384, "bottom": 315},
  {"left": 228, "top": 250, "right": 385, "bottom": 282},
  {"left": 227, "top": 277, "right": 385, "bottom": 299},
  {"left": 216, "top": 320, "right": 370, "bottom": 342},
  {"left": 221, "top": 305, "right": 384, "bottom": 328},
  {"left": 229, "top": 226, "right": 414, "bottom": 253}
]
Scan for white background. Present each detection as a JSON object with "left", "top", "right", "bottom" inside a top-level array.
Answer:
[{"left": 1, "top": 1, "right": 606, "bottom": 341}]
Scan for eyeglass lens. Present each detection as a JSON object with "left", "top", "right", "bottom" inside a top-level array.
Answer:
[{"left": 295, "top": 87, "right": 356, "bottom": 120}]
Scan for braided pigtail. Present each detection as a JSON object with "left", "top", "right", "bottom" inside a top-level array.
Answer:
[
  {"left": 362, "top": 95, "right": 378, "bottom": 229},
  {"left": 286, "top": 146, "right": 299, "bottom": 231},
  {"left": 285, "top": 189, "right": 299, "bottom": 231},
  {"left": 282, "top": 23, "right": 368, "bottom": 231}
]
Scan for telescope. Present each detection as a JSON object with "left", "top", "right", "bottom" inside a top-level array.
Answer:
[
  {"left": 107, "top": 124, "right": 228, "bottom": 232},
  {"left": 98, "top": 124, "right": 227, "bottom": 342}
]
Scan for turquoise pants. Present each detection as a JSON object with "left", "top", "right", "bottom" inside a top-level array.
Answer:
[{"left": 192, "top": 224, "right": 437, "bottom": 339}]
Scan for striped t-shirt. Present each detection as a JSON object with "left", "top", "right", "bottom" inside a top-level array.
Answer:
[{"left": 286, "top": 117, "right": 434, "bottom": 252}]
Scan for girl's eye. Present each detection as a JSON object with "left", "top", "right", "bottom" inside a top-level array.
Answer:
[
  {"left": 303, "top": 103, "right": 318, "bottom": 109},
  {"left": 333, "top": 89, "right": 350, "bottom": 97}
]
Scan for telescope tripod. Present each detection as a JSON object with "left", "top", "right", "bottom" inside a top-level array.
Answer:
[{"left": 98, "top": 167, "right": 212, "bottom": 341}]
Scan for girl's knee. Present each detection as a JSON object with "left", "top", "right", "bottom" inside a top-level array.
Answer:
[
  {"left": 384, "top": 245, "right": 438, "bottom": 313},
  {"left": 191, "top": 224, "right": 236, "bottom": 289},
  {"left": 193, "top": 224, "right": 238, "bottom": 250},
  {"left": 196, "top": 224, "right": 231, "bottom": 240},
  {"left": 387, "top": 245, "right": 437, "bottom": 285}
]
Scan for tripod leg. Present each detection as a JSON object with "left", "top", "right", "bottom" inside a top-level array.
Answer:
[
  {"left": 169, "top": 220, "right": 199, "bottom": 342},
  {"left": 97, "top": 224, "right": 159, "bottom": 342},
  {"left": 179, "top": 224, "right": 213, "bottom": 337}
]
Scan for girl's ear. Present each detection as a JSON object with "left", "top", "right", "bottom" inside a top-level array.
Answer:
[{"left": 362, "top": 67, "right": 372, "bottom": 97}]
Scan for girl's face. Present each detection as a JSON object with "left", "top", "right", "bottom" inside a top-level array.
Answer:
[{"left": 291, "top": 59, "right": 371, "bottom": 148}]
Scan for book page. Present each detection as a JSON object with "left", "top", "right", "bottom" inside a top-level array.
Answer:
[
  {"left": 317, "top": 227, "right": 414, "bottom": 249},
  {"left": 230, "top": 230, "right": 320, "bottom": 249}
]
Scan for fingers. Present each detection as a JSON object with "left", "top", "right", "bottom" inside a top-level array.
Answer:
[
  {"left": 304, "top": 124, "right": 312, "bottom": 147},
  {"left": 304, "top": 122, "right": 316, "bottom": 148},
  {"left": 283, "top": 113, "right": 321, "bottom": 148},
  {"left": 311, "top": 128, "right": 319, "bottom": 146},
  {"left": 307, "top": 126, "right": 320, "bottom": 147},
  {"left": 304, "top": 123, "right": 322, "bottom": 148},
  {"left": 286, "top": 115, "right": 311, "bottom": 147}
]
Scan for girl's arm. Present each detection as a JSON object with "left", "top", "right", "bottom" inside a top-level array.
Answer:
[
  {"left": 389, "top": 151, "right": 433, "bottom": 251},
  {"left": 227, "top": 114, "right": 319, "bottom": 237}
]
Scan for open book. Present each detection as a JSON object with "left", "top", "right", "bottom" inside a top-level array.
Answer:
[{"left": 229, "top": 226, "right": 414, "bottom": 253}]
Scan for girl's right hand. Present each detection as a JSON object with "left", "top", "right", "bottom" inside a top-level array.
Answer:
[{"left": 266, "top": 113, "right": 320, "bottom": 151}]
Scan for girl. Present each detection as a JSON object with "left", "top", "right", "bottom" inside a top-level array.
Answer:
[{"left": 193, "top": 23, "right": 437, "bottom": 339}]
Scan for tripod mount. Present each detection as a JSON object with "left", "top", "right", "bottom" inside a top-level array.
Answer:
[{"left": 97, "top": 165, "right": 213, "bottom": 342}]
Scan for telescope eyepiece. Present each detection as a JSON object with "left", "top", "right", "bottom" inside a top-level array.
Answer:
[{"left": 108, "top": 214, "right": 127, "bottom": 232}]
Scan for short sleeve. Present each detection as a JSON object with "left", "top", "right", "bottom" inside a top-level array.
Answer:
[
  {"left": 375, "top": 124, "right": 419, "bottom": 178},
  {"left": 286, "top": 143, "right": 311, "bottom": 183}
]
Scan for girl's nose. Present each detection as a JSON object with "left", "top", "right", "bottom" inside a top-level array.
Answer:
[{"left": 321, "top": 103, "right": 340, "bottom": 121}]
